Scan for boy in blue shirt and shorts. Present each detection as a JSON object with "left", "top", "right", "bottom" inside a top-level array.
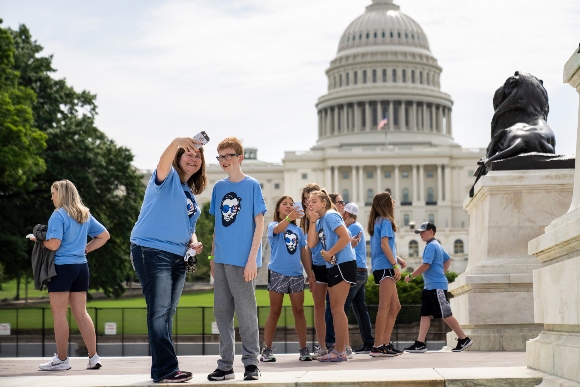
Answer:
[
  {"left": 207, "top": 137, "right": 267, "bottom": 381},
  {"left": 403, "top": 222, "right": 473, "bottom": 353}
]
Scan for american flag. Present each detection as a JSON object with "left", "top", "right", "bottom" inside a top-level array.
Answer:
[{"left": 377, "top": 116, "right": 388, "bottom": 130}]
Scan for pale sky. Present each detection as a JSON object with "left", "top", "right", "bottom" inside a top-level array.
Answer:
[{"left": 1, "top": 0, "right": 579, "bottom": 170}]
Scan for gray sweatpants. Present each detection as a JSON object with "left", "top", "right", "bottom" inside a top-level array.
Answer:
[{"left": 213, "top": 263, "right": 259, "bottom": 370}]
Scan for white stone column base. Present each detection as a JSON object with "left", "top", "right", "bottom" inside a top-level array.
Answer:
[
  {"left": 446, "top": 325, "right": 541, "bottom": 351},
  {"left": 528, "top": 331, "right": 580, "bottom": 385}
]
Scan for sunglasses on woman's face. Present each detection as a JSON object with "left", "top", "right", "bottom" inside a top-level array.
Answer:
[{"left": 336, "top": 200, "right": 345, "bottom": 205}]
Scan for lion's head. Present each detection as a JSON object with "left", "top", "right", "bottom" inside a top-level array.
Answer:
[{"left": 491, "top": 71, "right": 549, "bottom": 138}]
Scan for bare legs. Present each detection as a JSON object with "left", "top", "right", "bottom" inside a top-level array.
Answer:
[
  {"left": 373, "top": 279, "right": 401, "bottom": 347},
  {"left": 327, "top": 281, "right": 350, "bottom": 353},
  {"left": 49, "top": 291, "right": 97, "bottom": 359},
  {"left": 263, "top": 290, "right": 308, "bottom": 348}
]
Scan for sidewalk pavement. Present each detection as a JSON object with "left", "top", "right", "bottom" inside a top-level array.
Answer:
[{"left": 0, "top": 350, "right": 547, "bottom": 386}]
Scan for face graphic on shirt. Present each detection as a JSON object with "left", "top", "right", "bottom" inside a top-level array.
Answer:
[
  {"left": 220, "top": 192, "right": 242, "bottom": 227},
  {"left": 184, "top": 190, "right": 197, "bottom": 218},
  {"left": 284, "top": 230, "right": 298, "bottom": 255},
  {"left": 318, "top": 227, "right": 326, "bottom": 250}
]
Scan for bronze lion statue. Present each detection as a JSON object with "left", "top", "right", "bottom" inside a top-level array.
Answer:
[{"left": 473, "top": 71, "right": 555, "bottom": 183}]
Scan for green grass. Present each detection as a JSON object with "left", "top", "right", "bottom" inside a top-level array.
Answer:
[
  {"left": 0, "top": 279, "right": 50, "bottom": 301},
  {"left": 0, "top": 288, "right": 315, "bottom": 335}
]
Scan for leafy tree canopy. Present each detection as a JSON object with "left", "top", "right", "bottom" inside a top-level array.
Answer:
[{"left": 0, "top": 23, "right": 144, "bottom": 299}]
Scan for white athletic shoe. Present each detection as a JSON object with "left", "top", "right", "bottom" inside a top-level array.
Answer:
[
  {"left": 87, "top": 353, "right": 102, "bottom": 369},
  {"left": 346, "top": 345, "right": 354, "bottom": 359},
  {"left": 39, "top": 354, "right": 71, "bottom": 371}
]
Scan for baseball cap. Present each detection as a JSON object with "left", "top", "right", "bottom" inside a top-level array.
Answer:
[
  {"left": 414, "top": 222, "right": 436, "bottom": 234},
  {"left": 343, "top": 202, "right": 358, "bottom": 215}
]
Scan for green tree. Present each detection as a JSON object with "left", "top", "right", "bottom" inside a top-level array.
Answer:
[
  {"left": 0, "top": 24, "right": 144, "bottom": 299},
  {"left": 0, "top": 22, "right": 46, "bottom": 192}
]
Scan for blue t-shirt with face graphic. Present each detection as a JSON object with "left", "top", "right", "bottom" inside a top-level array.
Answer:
[
  {"left": 209, "top": 175, "right": 267, "bottom": 268},
  {"left": 370, "top": 217, "right": 397, "bottom": 271},
  {"left": 267, "top": 222, "right": 307, "bottom": 276},
  {"left": 316, "top": 210, "right": 355, "bottom": 269},
  {"left": 130, "top": 167, "right": 200, "bottom": 256}
]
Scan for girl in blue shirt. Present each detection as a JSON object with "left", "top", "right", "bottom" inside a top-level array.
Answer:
[
  {"left": 261, "top": 195, "right": 314, "bottom": 362},
  {"left": 130, "top": 136, "right": 206, "bottom": 383},
  {"left": 37, "top": 180, "right": 109, "bottom": 371},
  {"left": 367, "top": 191, "right": 402, "bottom": 357},
  {"left": 307, "top": 190, "right": 356, "bottom": 362}
]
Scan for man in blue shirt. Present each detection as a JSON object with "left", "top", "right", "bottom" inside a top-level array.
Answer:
[
  {"left": 208, "top": 137, "right": 267, "bottom": 381},
  {"left": 403, "top": 222, "right": 473, "bottom": 353}
]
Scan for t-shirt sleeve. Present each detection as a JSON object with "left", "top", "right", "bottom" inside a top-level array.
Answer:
[
  {"left": 253, "top": 181, "right": 267, "bottom": 217},
  {"left": 46, "top": 211, "right": 65, "bottom": 241},
  {"left": 267, "top": 222, "right": 277, "bottom": 237},
  {"left": 379, "top": 219, "right": 394, "bottom": 240},
  {"left": 88, "top": 215, "right": 107, "bottom": 238},
  {"left": 153, "top": 166, "right": 176, "bottom": 190},
  {"left": 422, "top": 244, "right": 435, "bottom": 265},
  {"left": 209, "top": 186, "right": 217, "bottom": 216},
  {"left": 328, "top": 212, "right": 344, "bottom": 232}
]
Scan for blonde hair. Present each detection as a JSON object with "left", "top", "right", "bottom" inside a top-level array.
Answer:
[
  {"left": 367, "top": 191, "right": 398, "bottom": 235},
  {"left": 309, "top": 190, "right": 333, "bottom": 211},
  {"left": 299, "top": 183, "right": 321, "bottom": 234},
  {"left": 51, "top": 180, "right": 90, "bottom": 223}
]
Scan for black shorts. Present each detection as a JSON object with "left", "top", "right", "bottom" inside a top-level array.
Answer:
[
  {"left": 420, "top": 289, "right": 453, "bottom": 320},
  {"left": 312, "top": 264, "right": 328, "bottom": 284},
  {"left": 373, "top": 268, "right": 396, "bottom": 285},
  {"left": 327, "top": 260, "right": 357, "bottom": 288},
  {"left": 47, "top": 263, "right": 90, "bottom": 293}
]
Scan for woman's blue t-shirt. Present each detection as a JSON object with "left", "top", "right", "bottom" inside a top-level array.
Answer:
[
  {"left": 370, "top": 218, "right": 397, "bottom": 271},
  {"left": 316, "top": 210, "right": 355, "bottom": 268},
  {"left": 131, "top": 167, "right": 200, "bottom": 256},
  {"left": 267, "top": 222, "right": 307, "bottom": 277},
  {"left": 46, "top": 208, "right": 106, "bottom": 265}
]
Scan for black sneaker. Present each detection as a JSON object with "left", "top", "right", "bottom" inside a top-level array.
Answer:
[
  {"left": 156, "top": 371, "right": 193, "bottom": 383},
  {"left": 243, "top": 365, "right": 260, "bottom": 380},
  {"left": 452, "top": 337, "right": 473, "bottom": 352},
  {"left": 404, "top": 340, "right": 428, "bottom": 353},
  {"left": 353, "top": 345, "right": 373, "bottom": 354},
  {"left": 369, "top": 344, "right": 398, "bottom": 357},
  {"left": 387, "top": 342, "right": 404, "bottom": 356},
  {"left": 207, "top": 368, "right": 234, "bottom": 381}
]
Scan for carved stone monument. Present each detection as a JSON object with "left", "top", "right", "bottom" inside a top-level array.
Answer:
[
  {"left": 526, "top": 47, "right": 580, "bottom": 385},
  {"left": 447, "top": 71, "right": 575, "bottom": 351}
]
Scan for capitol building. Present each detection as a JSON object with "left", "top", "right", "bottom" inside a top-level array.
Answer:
[{"left": 194, "top": 0, "right": 485, "bottom": 273}]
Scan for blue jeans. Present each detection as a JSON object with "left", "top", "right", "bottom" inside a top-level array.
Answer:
[
  {"left": 325, "top": 271, "right": 374, "bottom": 347},
  {"left": 130, "top": 243, "right": 186, "bottom": 382}
]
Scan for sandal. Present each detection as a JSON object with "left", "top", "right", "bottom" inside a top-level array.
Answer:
[{"left": 317, "top": 349, "right": 347, "bottom": 362}]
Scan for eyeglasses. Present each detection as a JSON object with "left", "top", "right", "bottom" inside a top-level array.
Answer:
[
  {"left": 215, "top": 153, "right": 240, "bottom": 162},
  {"left": 336, "top": 200, "right": 345, "bottom": 205}
]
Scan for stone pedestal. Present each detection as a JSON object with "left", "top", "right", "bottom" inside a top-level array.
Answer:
[
  {"left": 526, "top": 48, "right": 580, "bottom": 386},
  {"left": 446, "top": 170, "right": 573, "bottom": 351}
]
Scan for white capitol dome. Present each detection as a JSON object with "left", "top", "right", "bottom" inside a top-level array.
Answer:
[{"left": 315, "top": 0, "right": 455, "bottom": 149}]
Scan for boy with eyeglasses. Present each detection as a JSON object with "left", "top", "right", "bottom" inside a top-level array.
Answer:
[
  {"left": 403, "top": 222, "right": 473, "bottom": 353},
  {"left": 207, "top": 137, "right": 267, "bottom": 381}
]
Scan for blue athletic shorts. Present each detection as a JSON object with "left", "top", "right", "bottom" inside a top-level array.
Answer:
[{"left": 47, "top": 263, "right": 90, "bottom": 292}]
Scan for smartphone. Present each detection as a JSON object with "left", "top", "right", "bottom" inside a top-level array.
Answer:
[
  {"left": 25, "top": 234, "right": 34, "bottom": 239},
  {"left": 357, "top": 231, "right": 362, "bottom": 239},
  {"left": 193, "top": 131, "right": 210, "bottom": 148},
  {"left": 294, "top": 202, "right": 303, "bottom": 212}
]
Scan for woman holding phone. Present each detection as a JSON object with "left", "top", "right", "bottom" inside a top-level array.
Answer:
[
  {"left": 261, "top": 195, "right": 314, "bottom": 362},
  {"left": 130, "top": 136, "right": 207, "bottom": 383}
]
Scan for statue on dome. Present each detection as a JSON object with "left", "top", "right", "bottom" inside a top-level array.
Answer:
[{"left": 469, "top": 71, "right": 572, "bottom": 197}]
